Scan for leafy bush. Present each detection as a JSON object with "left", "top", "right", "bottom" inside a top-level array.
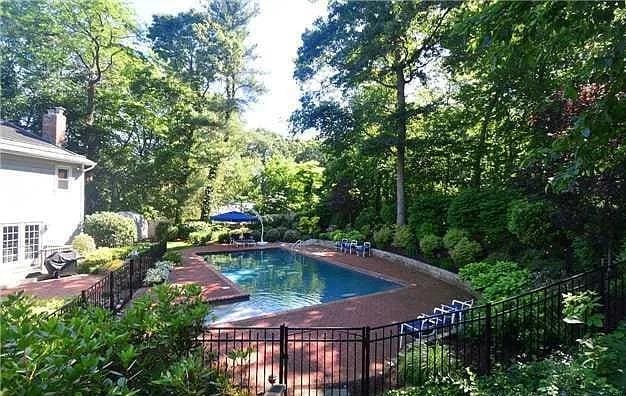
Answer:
[
  {"left": 407, "top": 193, "right": 451, "bottom": 238},
  {"left": 144, "top": 261, "right": 174, "bottom": 285},
  {"left": 264, "top": 228, "right": 281, "bottom": 242},
  {"left": 398, "top": 342, "right": 455, "bottom": 386},
  {"left": 379, "top": 202, "right": 395, "bottom": 224},
  {"left": 84, "top": 212, "right": 137, "bottom": 247},
  {"left": 355, "top": 207, "right": 378, "bottom": 229},
  {"left": 507, "top": 199, "right": 555, "bottom": 246},
  {"left": 71, "top": 233, "right": 96, "bottom": 255},
  {"left": 459, "top": 260, "right": 531, "bottom": 301},
  {"left": 449, "top": 237, "right": 482, "bottom": 265},
  {"left": 0, "top": 284, "right": 221, "bottom": 395},
  {"left": 330, "top": 229, "right": 345, "bottom": 241},
  {"left": 447, "top": 188, "right": 516, "bottom": 248},
  {"left": 283, "top": 229, "right": 301, "bottom": 242},
  {"left": 215, "top": 230, "right": 231, "bottom": 243},
  {"left": 392, "top": 225, "right": 414, "bottom": 250},
  {"left": 189, "top": 230, "right": 212, "bottom": 246},
  {"left": 178, "top": 221, "right": 211, "bottom": 240},
  {"left": 373, "top": 226, "right": 394, "bottom": 248},
  {"left": 78, "top": 247, "right": 114, "bottom": 273},
  {"left": 163, "top": 251, "right": 182, "bottom": 265},
  {"left": 420, "top": 234, "right": 442, "bottom": 258},
  {"left": 156, "top": 222, "right": 178, "bottom": 242},
  {"left": 297, "top": 216, "right": 320, "bottom": 235},
  {"left": 562, "top": 291, "right": 603, "bottom": 328},
  {"left": 275, "top": 226, "right": 288, "bottom": 239},
  {"left": 443, "top": 228, "right": 468, "bottom": 250}
]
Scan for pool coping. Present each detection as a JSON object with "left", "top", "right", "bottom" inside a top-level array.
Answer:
[
  {"left": 195, "top": 245, "right": 410, "bottom": 307},
  {"left": 175, "top": 243, "right": 472, "bottom": 328}
]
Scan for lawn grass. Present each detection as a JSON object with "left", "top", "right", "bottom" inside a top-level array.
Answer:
[{"left": 166, "top": 241, "right": 192, "bottom": 252}]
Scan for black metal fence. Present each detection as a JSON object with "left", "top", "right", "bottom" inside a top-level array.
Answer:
[
  {"left": 51, "top": 241, "right": 167, "bottom": 317},
  {"left": 198, "top": 267, "right": 626, "bottom": 396}
]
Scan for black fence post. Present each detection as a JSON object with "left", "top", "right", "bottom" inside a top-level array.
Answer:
[
  {"left": 361, "top": 326, "right": 370, "bottom": 396},
  {"left": 109, "top": 271, "right": 115, "bottom": 312},
  {"left": 484, "top": 303, "right": 492, "bottom": 374},
  {"left": 129, "top": 259, "right": 134, "bottom": 300},
  {"left": 600, "top": 266, "right": 609, "bottom": 330},
  {"left": 279, "top": 324, "right": 287, "bottom": 386},
  {"left": 81, "top": 290, "right": 87, "bottom": 306}
]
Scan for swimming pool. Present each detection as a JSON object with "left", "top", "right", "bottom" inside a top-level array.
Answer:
[{"left": 205, "top": 248, "right": 401, "bottom": 323}]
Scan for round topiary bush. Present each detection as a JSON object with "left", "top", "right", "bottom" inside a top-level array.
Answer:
[
  {"left": 71, "top": 233, "right": 96, "bottom": 255},
  {"left": 450, "top": 237, "right": 482, "bottom": 265},
  {"left": 392, "top": 225, "right": 414, "bottom": 250},
  {"left": 283, "top": 229, "right": 301, "bottom": 242},
  {"left": 373, "top": 226, "right": 394, "bottom": 248},
  {"left": 443, "top": 228, "right": 468, "bottom": 249},
  {"left": 264, "top": 228, "right": 281, "bottom": 242},
  {"left": 84, "top": 212, "right": 137, "bottom": 248},
  {"left": 420, "top": 234, "right": 443, "bottom": 258}
]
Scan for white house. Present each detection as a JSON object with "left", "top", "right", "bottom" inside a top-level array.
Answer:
[{"left": 0, "top": 108, "right": 95, "bottom": 287}]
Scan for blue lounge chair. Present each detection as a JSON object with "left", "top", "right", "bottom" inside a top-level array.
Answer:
[
  {"left": 354, "top": 242, "right": 371, "bottom": 257},
  {"left": 349, "top": 239, "right": 358, "bottom": 255},
  {"left": 341, "top": 238, "right": 350, "bottom": 253},
  {"left": 335, "top": 239, "right": 342, "bottom": 251}
]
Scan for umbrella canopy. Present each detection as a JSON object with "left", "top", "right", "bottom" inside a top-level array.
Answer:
[{"left": 210, "top": 211, "right": 257, "bottom": 223}]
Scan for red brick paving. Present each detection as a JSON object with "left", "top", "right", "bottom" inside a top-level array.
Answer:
[
  {"left": 176, "top": 243, "right": 471, "bottom": 328},
  {"left": 0, "top": 274, "right": 103, "bottom": 299}
]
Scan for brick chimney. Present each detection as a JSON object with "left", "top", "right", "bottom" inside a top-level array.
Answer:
[{"left": 42, "top": 107, "right": 67, "bottom": 146}]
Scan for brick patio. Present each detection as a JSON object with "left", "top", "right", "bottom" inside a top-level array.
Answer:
[
  {"left": 174, "top": 243, "right": 472, "bottom": 328},
  {"left": 0, "top": 274, "right": 103, "bottom": 299}
]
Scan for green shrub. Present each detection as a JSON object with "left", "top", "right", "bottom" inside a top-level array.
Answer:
[
  {"left": 156, "top": 222, "right": 178, "bottom": 242},
  {"left": 450, "top": 237, "right": 481, "bottom": 265},
  {"left": 330, "top": 229, "right": 345, "bottom": 241},
  {"left": 443, "top": 228, "right": 468, "bottom": 249},
  {"left": 447, "top": 188, "right": 516, "bottom": 248},
  {"left": 84, "top": 212, "right": 137, "bottom": 247},
  {"left": 355, "top": 207, "right": 378, "bottom": 229},
  {"left": 71, "top": 233, "right": 96, "bottom": 255},
  {"left": 379, "top": 202, "right": 395, "bottom": 224},
  {"left": 373, "top": 226, "right": 394, "bottom": 248},
  {"left": 318, "top": 232, "right": 332, "bottom": 240},
  {"left": 78, "top": 247, "right": 114, "bottom": 273},
  {"left": 507, "top": 199, "right": 555, "bottom": 246},
  {"left": 189, "top": 230, "right": 212, "bottom": 246},
  {"left": 215, "top": 230, "right": 231, "bottom": 243},
  {"left": 178, "top": 221, "right": 211, "bottom": 240},
  {"left": 275, "top": 226, "right": 288, "bottom": 240},
  {"left": 0, "top": 284, "right": 219, "bottom": 394},
  {"left": 459, "top": 260, "right": 531, "bottom": 301},
  {"left": 264, "top": 228, "right": 281, "bottom": 242},
  {"left": 420, "top": 234, "right": 442, "bottom": 258},
  {"left": 163, "top": 251, "right": 182, "bottom": 265},
  {"left": 297, "top": 216, "right": 320, "bottom": 235},
  {"left": 397, "top": 342, "right": 455, "bottom": 386},
  {"left": 407, "top": 193, "right": 451, "bottom": 237},
  {"left": 393, "top": 225, "right": 415, "bottom": 250},
  {"left": 283, "top": 229, "right": 301, "bottom": 242}
]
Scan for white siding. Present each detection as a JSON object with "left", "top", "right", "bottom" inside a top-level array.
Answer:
[{"left": 0, "top": 152, "right": 85, "bottom": 282}]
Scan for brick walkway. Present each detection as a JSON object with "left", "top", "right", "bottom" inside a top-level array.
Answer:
[
  {"left": 0, "top": 274, "right": 103, "bottom": 299},
  {"left": 175, "top": 243, "right": 472, "bottom": 328}
]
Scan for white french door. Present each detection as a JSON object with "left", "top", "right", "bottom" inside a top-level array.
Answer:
[{"left": 1, "top": 223, "right": 42, "bottom": 271}]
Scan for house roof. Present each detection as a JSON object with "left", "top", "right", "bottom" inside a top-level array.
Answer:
[{"left": 0, "top": 121, "right": 96, "bottom": 168}]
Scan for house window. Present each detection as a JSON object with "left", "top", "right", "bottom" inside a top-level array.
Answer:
[
  {"left": 24, "top": 224, "right": 40, "bottom": 259},
  {"left": 57, "top": 167, "right": 70, "bottom": 190},
  {"left": 2, "top": 225, "right": 19, "bottom": 263}
]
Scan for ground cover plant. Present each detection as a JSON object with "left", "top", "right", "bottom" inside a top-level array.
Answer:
[{"left": 0, "top": 285, "right": 240, "bottom": 395}]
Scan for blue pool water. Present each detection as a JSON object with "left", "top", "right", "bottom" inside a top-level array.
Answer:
[{"left": 205, "top": 248, "right": 400, "bottom": 323}]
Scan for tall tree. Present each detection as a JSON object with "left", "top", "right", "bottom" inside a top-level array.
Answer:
[{"left": 295, "top": 1, "right": 452, "bottom": 225}]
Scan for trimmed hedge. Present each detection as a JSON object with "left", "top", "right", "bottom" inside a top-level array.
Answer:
[
  {"left": 84, "top": 212, "right": 136, "bottom": 247},
  {"left": 71, "top": 233, "right": 96, "bottom": 255}
]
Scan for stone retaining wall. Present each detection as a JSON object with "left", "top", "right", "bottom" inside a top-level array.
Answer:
[{"left": 303, "top": 239, "right": 475, "bottom": 295}]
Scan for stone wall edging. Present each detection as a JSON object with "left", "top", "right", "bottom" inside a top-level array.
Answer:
[{"left": 303, "top": 239, "right": 476, "bottom": 295}]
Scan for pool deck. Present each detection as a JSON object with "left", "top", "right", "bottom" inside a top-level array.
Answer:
[{"left": 173, "top": 243, "right": 472, "bottom": 328}]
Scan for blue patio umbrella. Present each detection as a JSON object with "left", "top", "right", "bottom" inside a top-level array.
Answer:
[
  {"left": 210, "top": 211, "right": 257, "bottom": 223},
  {"left": 210, "top": 210, "right": 267, "bottom": 244}
]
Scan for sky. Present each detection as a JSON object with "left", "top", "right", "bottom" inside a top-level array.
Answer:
[{"left": 130, "top": 0, "right": 328, "bottom": 134}]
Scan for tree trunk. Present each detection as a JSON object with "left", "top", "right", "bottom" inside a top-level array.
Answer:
[
  {"left": 471, "top": 114, "right": 489, "bottom": 189},
  {"left": 395, "top": 68, "right": 407, "bottom": 226}
]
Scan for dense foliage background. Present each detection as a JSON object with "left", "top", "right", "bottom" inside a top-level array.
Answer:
[{"left": 2, "top": 0, "right": 624, "bottom": 278}]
